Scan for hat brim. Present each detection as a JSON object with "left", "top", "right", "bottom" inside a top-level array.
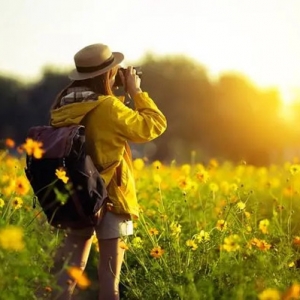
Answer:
[{"left": 68, "top": 52, "right": 124, "bottom": 81}]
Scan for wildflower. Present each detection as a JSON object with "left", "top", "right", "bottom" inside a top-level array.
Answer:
[
  {"left": 236, "top": 201, "right": 246, "bottom": 210},
  {"left": 12, "top": 197, "right": 23, "bottom": 209},
  {"left": 282, "top": 283, "right": 300, "bottom": 300},
  {"left": 196, "top": 170, "right": 209, "bottom": 183},
  {"left": 150, "top": 246, "right": 165, "bottom": 258},
  {"left": 0, "top": 198, "right": 5, "bottom": 208},
  {"left": 216, "top": 219, "right": 227, "bottom": 231},
  {"left": 186, "top": 239, "right": 198, "bottom": 250},
  {"left": 5, "top": 138, "right": 15, "bottom": 148},
  {"left": 293, "top": 236, "right": 300, "bottom": 246},
  {"left": 244, "top": 211, "right": 251, "bottom": 219},
  {"left": 195, "top": 230, "right": 210, "bottom": 242},
  {"left": 181, "top": 164, "right": 191, "bottom": 175},
  {"left": 222, "top": 234, "right": 240, "bottom": 252},
  {"left": 152, "top": 160, "right": 162, "bottom": 169},
  {"left": 249, "top": 238, "right": 271, "bottom": 251},
  {"left": 15, "top": 176, "right": 30, "bottom": 195},
  {"left": 209, "top": 182, "right": 219, "bottom": 192},
  {"left": 209, "top": 158, "right": 219, "bottom": 169},
  {"left": 258, "top": 288, "right": 281, "bottom": 300},
  {"left": 55, "top": 168, "right": 69, "bottom": 184},
  {"left": 132, "top": 237, "right": 143, "bottom": 249},
  {"left": 148, "top": 228, "right": 159, "bottom": 236},
  {"left": 119, "top": 240, "right": 129, "bottom": 250},
  {"left": 67, "top": 267, "right": 91, "bottom": 289},
  {"left": 178, "top": 176, "right": 192, "bottom": 190},
  {"left": 170, "top": 221, "right": 182, "bottom": 237},
  {"left": 290, "top": 164, "right": 300, "bottom": 175},
  {"left": 259, "top": 219, "right": 270, "bottom": 234},
  {"left": 153, "top": 174, "right": 162, "bottom": 184},
  {"left": 229, "top": 183, "right": 238, "bottom": 192},
  {"left": 22, "top": 138, "right": 45, "bottom": 159},
  {"left": 288, "top": 262, "right": 295, "bottom": 268},
  {"left": 0, "top": 226, "right": 24, "bottom": 251},
  {"left": 133, "top": 158, "right": 145, "bottom": 170}
]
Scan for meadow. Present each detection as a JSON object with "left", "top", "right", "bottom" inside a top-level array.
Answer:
[{"left": 1, "top": 140, "right": 300, "bottom": 300}]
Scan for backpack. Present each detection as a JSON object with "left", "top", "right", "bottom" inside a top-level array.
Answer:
[{"left": 24, "top": 125, "right": 108, "bottom": 229}]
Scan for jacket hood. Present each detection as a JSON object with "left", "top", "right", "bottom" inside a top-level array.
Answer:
[{"left": 50, "top": 95, "right": 111, "bottom": 127}]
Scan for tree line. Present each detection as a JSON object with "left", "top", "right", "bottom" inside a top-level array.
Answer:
[{"left": 1, "top": 54, "right": 299, "bottom": 165}]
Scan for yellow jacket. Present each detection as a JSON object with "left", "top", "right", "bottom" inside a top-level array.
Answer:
[{"left": 50, "top": 92, "right": 167, "bottom": 217}]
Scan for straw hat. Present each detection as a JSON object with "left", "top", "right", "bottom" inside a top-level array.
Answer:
[{"left": 69, "top": 43, "right": 124, "bottom": 80}]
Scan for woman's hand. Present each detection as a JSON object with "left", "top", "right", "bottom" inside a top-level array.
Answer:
[{"left": 119, "top": 66, "right": 142, "bottom": 99}]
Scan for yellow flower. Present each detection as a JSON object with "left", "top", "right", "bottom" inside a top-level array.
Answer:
[
  {"left": 259, "top": 219, "right": 270, "bottom": 234},
  {"left": 0, "top": 198, "right": 5, "bottom": 208},
  {"left": 22, "top": 138, "right": 45, "bottom": 159},
  {"left": 258, "top": 288, "right": 280, "bottom": 300},
  {"left": 170, "top": 221, "right": 182, "bottom": 237},
  {"left": 196, "top": 170, "right": 209, "bottom": 183},
  {"left": 290, "top": 164, "right": 300, "bottom": 175},
  {"left": 132, "top": 237, "right": 143, "bottom": 249},
  {"left": 150, "top": 246, "right": 165, "bottom": 258},
  {"left": 153, "top": 174, "right": 162, "bottom": 184},
  {"left": 67, "top": 267, "right": 91, "bottom": 289},
  {"left": 236, "top": 201, "right": 246, "bottom": 210},
  {"left": 55, "top": 168, "right": 69, "bottom": 184},
  {"left": 12, "top": 197, "right": 23, "bottom": 209},
  {"left": 152, "top": 160, "right": 162, "bottom": 169},
  {"left": 209, "top": 182, "right": 219, "bottom": 192},
  {"left": 178, "top": 176, "right": 192, "bottom": 190},
  {"left": 181, "top": 164, "right": 191, "bottom": 175},
  {"left": 0, "top": 226, "right": 24, "bottom": 251},
  {"left": 216, "top": 219, "right": 227, "bottom": 231},
  {"left": 15, "top": 176, "right": 30, "bottom": 195},
  {"left": 133, "top": 158, "right": 145, "bottom": 170},
  {"left": 222, "top": 234, "right": 240, "bottom": 252},
  {"left": 186, "top": 239, "right": 198, "bottom": 250},
  {"left": 209, "top": 158, "right": 219, "bottom": 168},
  {"left": 195, "top": 230, "right": 210, "bottom": 242},
  {"left": 149, "top": 228, "right": 159, "bottom": 236}
]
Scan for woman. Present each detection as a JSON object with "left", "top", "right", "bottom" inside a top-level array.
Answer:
[{"left": 49, "top": 43, "right": 167, "bottom": 299}]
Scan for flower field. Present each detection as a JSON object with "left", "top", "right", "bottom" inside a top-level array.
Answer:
[{"left": 1, "top": 140, "right": 300, "bottom": 299}]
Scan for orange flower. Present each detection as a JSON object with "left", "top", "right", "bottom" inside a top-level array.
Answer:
[
  {"left": 119, "top": 241, "right": 129, "bottom": 250},
  {"left": 149, "top": 228, "right": 159, "bottom": 236},
  {"left": 150, "top": 246, "right": 165, "bottom": 258},
  {"left": 15, "top": 176, "right": 30, "bottom": 195},
  {"left": 293, "top": 236, "right": 300, "bottom": 246},
  {"left": 282, "top": 283, "right": 300, "bottom": 300},
  {"left": 22, "top": 138, "right": 45, "bottom": 159},
  {"left": 67, "top": 267, "right": 91, "bottom": 289},
  {"left": 5, "top": 138, "right": 15, "bottom": 148}
]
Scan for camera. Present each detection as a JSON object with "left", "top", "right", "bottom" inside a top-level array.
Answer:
[{"left": 114, "top": 67, "right": 142, "bottom": 88}]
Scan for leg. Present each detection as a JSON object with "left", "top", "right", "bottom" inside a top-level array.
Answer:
[
  {"left": 52, "top": 230, "right": 94, "bottom": 300},
  {"left": 98, "top": 238, "right": 125, "bottom": 300}
]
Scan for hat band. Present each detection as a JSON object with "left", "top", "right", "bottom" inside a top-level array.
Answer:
[{"left": 76, "top": 55, "right": 115, "bottom": 73}]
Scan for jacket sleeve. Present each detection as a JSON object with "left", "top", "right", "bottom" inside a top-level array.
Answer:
[{"left": 110, "top": 92, "right": 167, "bottom": 143}]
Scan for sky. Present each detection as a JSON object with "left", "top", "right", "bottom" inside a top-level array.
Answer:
[{"left": 1, "top": 0, "right": 300, "bottom": 103}]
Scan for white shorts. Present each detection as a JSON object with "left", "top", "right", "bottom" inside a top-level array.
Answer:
[{"left": 68, "top": 211, "right": 133, "bottom": 240}]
